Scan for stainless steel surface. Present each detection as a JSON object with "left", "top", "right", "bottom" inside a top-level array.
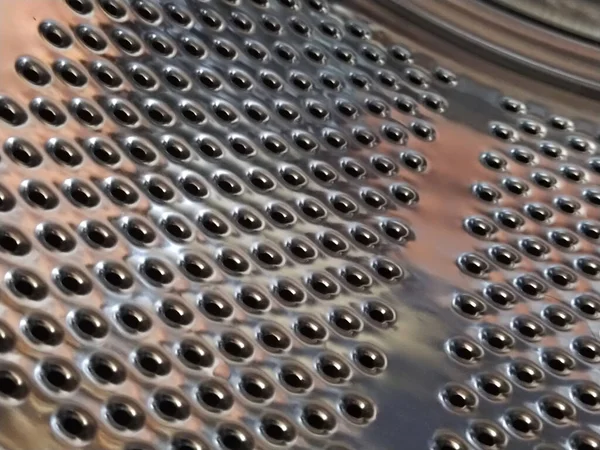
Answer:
[
  {"left": 485, "top": 0, "right": 600, "bottom": 44},
  {"left": 0, "top": 0, "right": 599, "bottom": 449}
]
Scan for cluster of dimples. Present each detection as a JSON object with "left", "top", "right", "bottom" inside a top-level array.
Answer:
[
  {"left": 439, "top": 96, "right": 600, "bottom": 449},
  {"left": 0, "top": 0, "right": 455, "bottom": 448}
]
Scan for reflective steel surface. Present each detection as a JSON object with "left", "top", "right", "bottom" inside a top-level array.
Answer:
[
  {"left": 0, "top": 1, "right": 599, "bottom": 449},
  {"left": 485, "top": 0, "right": 600, "bottom": 44}
]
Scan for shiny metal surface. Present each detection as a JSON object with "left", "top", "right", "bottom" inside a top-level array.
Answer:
[
  {"left": 0, "top": 1, "right": 599, "bottom": 449},
  {"left": 485, "top": 0, "right": 600, "bottom": 44}
]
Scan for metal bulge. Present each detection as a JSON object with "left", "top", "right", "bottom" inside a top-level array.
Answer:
[{"left": 0, "top": 0, "right": 599, "bottom": 449}]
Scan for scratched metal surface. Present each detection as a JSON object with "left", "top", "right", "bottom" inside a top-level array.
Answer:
[{"left": 0, "top": 1, "right": 599, "bottom": 449}]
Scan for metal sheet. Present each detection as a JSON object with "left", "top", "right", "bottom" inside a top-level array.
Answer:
[{"left": 0, "top": 1, "right": 598, "bottom": 449}]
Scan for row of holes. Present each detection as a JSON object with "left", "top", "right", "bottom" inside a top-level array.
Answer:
[
  {"left": 1, "top": 138, "right": 424, "bottom": 212},
  {"left": 1, "top": 350, "right": 380, "bottom": 408},
  {"left": 3, "top": 250, "right": 401, "bottom": 299},
  {"left": 17, "top": 48, "right": 447, "bottom": 116},
  {"left": 458, "top": 251, "right": 600, "bottom": 286},
  {"left": 0, "top": 93, "right": 436, "bottom": 151},
  {"left": 5, "top": 264, "right": 396, "bottom": 326},
  {"left": 0, "top": 214, "right": 408, "bottom": 266}
]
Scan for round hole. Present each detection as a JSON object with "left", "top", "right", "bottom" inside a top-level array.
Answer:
[
  {"left": 569, "top": 432, "right": 600, "bottom": 450},
  {"left": 509, "top": 361, "right": 544, "bottom": 387},
  {"left": 81, "top": 220, "right": 117, "bottom": 249},
  {"left": 353, "top": 346, "right": 386, "bottom": 374},
  {"left": 152, "top": 389, "right": 190, "bottom": 421},
  {"left": 23, "top": 314, "right": 63, "bottom": 346},
  {"left": 573, "top": 294, "right": 600, "bottom": 319},
  {"left": 539, "top": 396, "right": 576, "bottom": 424},
  {"left": 0, "top": 97, "right": 27, "bottom": 126},
  {"left": 447, "top": 338, "right": 483, "bottom": 364},
  {"left": 88, "top": 138, "right": 120, "bottom": 166},
  {"left": 134, "top": 347, "right": 171, "bottom": 377},
  {"left": 279, "top": 364, "right": 312, "bottom": 393},
  {"left": 180, "top": 102, "right": 206, "bottom": 124},
  {"left": 71, "top": 309, "right": 108, "bottom": 340},
  {"left": 481, "top": 327, "right": 514, "bottom": 353},
  {"left": 541, "top": 348, "right": 575, "bottom": 374},
  {"left": 76, "top": 24, "right": 108, "bottom": 52},
  {"left": 105, "top": 178, "right": 139, "bottom": 205},
  {"left": 117, "top": 305, "right": 151, "bottom": 334},
  {"left": 319, "top": 231, "right": 349, "bottom": 255},
  {"left": 237, "top": 286, "right": 270, "bottom": 313},
  {"left": 307, "top": 272, "right": 339, "bottom": 298},
  {"left": 159, "top": 299, "right": 193, "bottom": 328},
  {"left": 140, "top": 258, "right": 174, "bottom": 286},
  {"left": 0, "top": 367, "right": 29, "bottom": 401},
  {"left": 259, "top": 324, "right": 291, "bottom": 353},
  {"left": 0, "top": 226, "right": 30, "bottom": 255},
  {"left": 468, "top": 422, "right": 506, "bottom": 448},
  {"left": 7, "top": 269, "right": 48, "bottom": 300},
  {"left": 330, "top": 309, "right": 362, "bottom": 336},
  {"left": 166, "top": 3, "right": 192, "bottom": 25},
  {"left": 453, "top": 294, "right": 486, "bottom": 319},
  {"left": 65, "top": 0, "right": 94, "bottom": 14},
  {"left": 573, "top": 336, "right": 600, "bottom": 362},
  {"left": 106, "top": 398, "right": 145, "bottom": 431},
  {"left": 54, "top": 266, "right": 92, "bottom": 296},
  {"left": 32, "top": 98, "right": 66, "bottom": 126},
  {"left": 239, "top": 372, "right": 274, "bottom": 402},
  {"left": 5, "top": 138, "right": 42, "bottom": 167},
  {"left": 40, "top": 21, "right": 72, "bottom": 48},
  {"left": 261, "top": 414, "right": 296, "bottom": 444},
  {"left": 177, "top": 339, "right": 214, "bottom": 369},
  {"left": 122, "top": 217, "right": 155, "bottom": 245},
  {"left": 441, "top": 384, "right": 477, "bottom": 412},
  {"left": 504, "top": 408, "right": 541, "bottom": 438},
  {"left": 220, "top": 333, "right": 254, "bottom": 361},
  {"left": 179, "top": 175, "right": 208, "bottom": 199},
  {"left": 86, "top": 353, "right": 123, "bottom": 385},
  {"left": 22, "top": 181, "right": 58, "bottom": 210},
  {"left": 340, "top": 394, "right": 376, "bottom": 424},
  {"left": 196, "top": 379, "right": 233, "bottom": 412},
  {"left": 573, "top": 383, "right": 600, "bottom": 410},
  {"left": 301, "top": 405, "right": 336, "bottom": 435},
  {"left": 431, "top": 434, "right": 468, "bottom": 450},
  {"left": 273, "top": 279, "right": 305, "bottom": 306},
  {"left": 54, "top": 406, "right": 96, "bottom": 443},
  {"left": 38, "top": 223, "right": 75, "bottom": 252},
  {"left": 171, "top": 434, "right": 206, "bottom": 450},
  {"left": 98, "top": 262, "right": 133, "bottom": 291},
  {"left": 512, "top": 316, "right": 545, "bottom": 341},
  {"left": 475, "top": 373, "right": 511, "bottom": 401},
  {"left": 295, "top": 316, "right": 327, "bottom": 344},
  {"left": 0, "top": 184, "right": 15, "bottom": 211},
  {"left": 317, "top": 354, "right": 351, "bottom": 383},
  {"left": 266, "top": 203, "right": 296, "bottom": 226},
  {"left": 199, "top": 293, "right": 233, "bottom": 321},
  {"left": 179, "top": 253, "right": 213, "bottom": 281},
  {"left": 46, "top": 138, "right": 83, "bottom": 166},
  {"left": 218, "top": 248, "right": 250, "bottom": 274},
  {"left": 364, "top": 301, "right": 395, "bottom": 327},
  {"left": 217, "top": 425, "right": 254, "bottom": 450},
  {"left": 0, "top": 322, "right": 15, "bottom": 353},
  {"left": 161, "top": 215, "right": 192, "bottom": 241}
]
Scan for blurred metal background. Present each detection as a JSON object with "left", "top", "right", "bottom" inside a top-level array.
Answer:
[{"left": 0, "top": 1, "right": 599, "bottom": 449}]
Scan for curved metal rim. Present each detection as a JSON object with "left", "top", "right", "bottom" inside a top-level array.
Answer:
[{"left": 364, "top": 0, "right": 600, "bottom": 98}]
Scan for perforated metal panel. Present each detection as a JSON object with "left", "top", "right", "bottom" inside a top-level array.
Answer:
[{"left": 0, "top": 1, "right": 600, "bottom": 449}]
